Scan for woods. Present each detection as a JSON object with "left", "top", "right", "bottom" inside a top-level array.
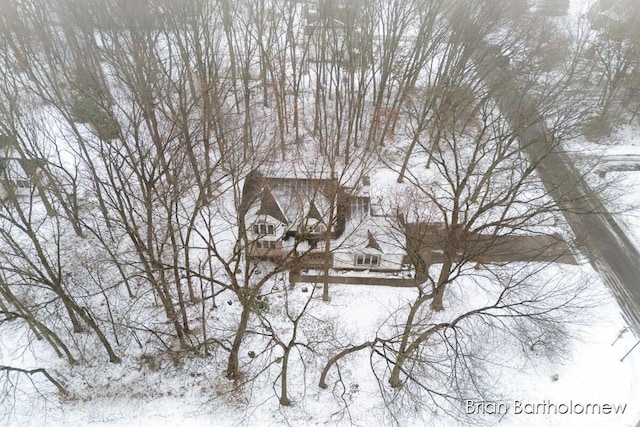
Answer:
[{"left": 0, "top": 0, "right": 637, "bottom": 425}]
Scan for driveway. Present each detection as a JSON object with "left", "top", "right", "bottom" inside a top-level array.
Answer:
[{"left": 445, "top": 16, "right": 640, "bottom": 336}]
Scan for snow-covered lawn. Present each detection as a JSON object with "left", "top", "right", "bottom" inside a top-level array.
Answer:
[{"left": 3, "top": 261, "right": 639, "bottom": 427}]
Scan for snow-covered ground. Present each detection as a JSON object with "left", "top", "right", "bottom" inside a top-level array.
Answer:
[
  {"left": 2, "top": 1, "right": 640, "bottom": 425},
  {"left": 566, "top": 125, "right": 640, "bottom": 251},
  {"left": 3, "top": 120, "right": 640, "bottom": 427},
  {"left": 2, "top": 262, "right": 639, "bottom": 427}
]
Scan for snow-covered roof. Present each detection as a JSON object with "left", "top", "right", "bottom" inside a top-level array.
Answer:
[
  {"left": 335, "top": 212, "right": 405, "bottom": 255},
  {"left": 255, "top": 186, "right": 289, "bottom": 225},
  {"left": 242, "top": 170, "right": 342, "bottom": 229}
]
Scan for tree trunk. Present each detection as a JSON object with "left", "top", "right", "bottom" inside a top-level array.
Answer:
[
  {"left": 319, "top": 340, "right": 378, "bottom": 389},
  {"left": 390, "top": 323, "right": 447, "bottom": 389},
  {"left": 430, "top": 258, "right": 452, "bottom": 312},
  {"left": 389, "top": 295, "right": 427, "bottom": 388},
  {"left": 322, "top": 197, "right": 336, "bottom": 302},
  {"left": 71, "top": 302, "right": 121, "bottom": 363},
  {"left": 61, "top": 297, "right": 84, "bottom": 333},
  {"left": 430, "top": 285, "right": 446, "bottom": 312},
  {"left": 0, "top": 296, "right": 13, "bottom": 321},
  {"left": 0, "top": 287, "right": 76, "bottom": 365},
  {"left": 279, "top": 347, "right": 292, "bottom": 406},
  {"left": 425, "top": 126, "right": 442, "bottom": 169},
  {"left": 397, "top": 134, "right": 420, "bottom": 183},
  {"left": 388, "top": 354, "right": 405, "bottom": 388},
  {"left": 226, "top": 301, "right": 252, "bottom": 379}
]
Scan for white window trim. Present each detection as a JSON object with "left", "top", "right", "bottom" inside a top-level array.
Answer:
[
  {"left": 354, "top": 254, "right": 380, "bottom": 267},
  {"left": 252, "top": 222, "right": 275, "bottom": 235},
  {"left": 350, "top": 197, "right": 370, "bottom": 217},
  {"left": 311, "top": 223, "right": 326, "bottom": 234},
  {"left": 299, "top": 220, "right": 327, "bottom": 234}
]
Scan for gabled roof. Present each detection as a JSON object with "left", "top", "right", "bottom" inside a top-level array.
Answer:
[
  {"left": 307, "top": 201, "right": 323, "bottom": 221},
  {"left": 366, "top": 229, "right": 382, "bottom": 252},
  {"left": 256, "top": 186, "right": 288, "bottom": 225},
  {"left": 242, "top": 169, "right": 350, "bottom": 239}
]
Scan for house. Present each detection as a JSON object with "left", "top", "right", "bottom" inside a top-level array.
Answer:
[
  {"left": 241, "top": 167, "right": 577, "bottom": 282},
  {"left": 241, "top": 170, "right": 406, "bottom": 272},
  {"left": 303, "top": 0, "right": 360, "bottom": 65},
  {"left": 0, "top": 134, "right": 33, "bottom": 199},
  {"left": 332, "top": 216, "right": 407, "bottom": 272}
]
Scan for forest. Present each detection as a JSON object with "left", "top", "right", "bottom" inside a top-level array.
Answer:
[{"left": 0, "top": 0, "right": 639, "bottom": 425}]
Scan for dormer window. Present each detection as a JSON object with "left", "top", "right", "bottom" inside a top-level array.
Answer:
[
  {"left": 312, "top": 223, "right": 326, "bottom": 234},
  {"left": 355, "top": 254, "right": 380, "bottom": 267},
  {"left": 278, "top": 181, "right": 292, "bottom": 193},
  {"left": 253, "top": 222, "right": 275, "bottom": 235},
  {"left": 300, "top": 219, "right": 327, "bottom": 235},
  {"left": 350, "top": 197, "right": 370, "bottom": 218}
]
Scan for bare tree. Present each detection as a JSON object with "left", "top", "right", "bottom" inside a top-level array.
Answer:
[
  {"left": 583, "top": 0, "right": 640, "bottom": 132},
  {"left": 252, "top": 281, "right": 328, "bottom": 406},
  {"left": 0, "top": 0, "right": 628, "bottom": 422},
  {"left": 320, "top": 263, "right": 598, "bottom": 421}
]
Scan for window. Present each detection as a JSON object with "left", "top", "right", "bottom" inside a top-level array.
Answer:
[
  {"left": 355, "top": 254, "right": 380, "bottom": 266},
  {"left": 278, "top": 181, "right": 292, "bottom": 193},
  {"left": 252, "top": 223, "right": 275, "bottom": 235},
  {"left": 255, "top": 240, "right": 277, "bottom": 250},
  {"left": 350, "top": 197, "right": 370, "bottom": 217},
  {"left": 15, "top": 179, "right": 30, "bottom": 189},
  {"left": 311, "top": 223, "right": 326, "bottom": 234},
  {"left": 299, "top": 221, "right": 327, "bottom": 234}
]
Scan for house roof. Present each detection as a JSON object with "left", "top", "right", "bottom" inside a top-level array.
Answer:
[
  {"left": 242, "top": 170, "right": 348, "bottom": 237},
  {"left": 366, "top": 229, "right": 382, "bottom": 252},
  {"left": 256, "top": 186, "right": 288, "bottom": 225},
  {"left": 333, "top": 213, "right": 405, "bottom": 255},
  {"left": 307, "top": 201, "right": 323, "bottom": 221}
]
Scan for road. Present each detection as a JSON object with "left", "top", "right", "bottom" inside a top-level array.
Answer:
[
  {"left": 585, "top": 154, "right": 640, "bottom": 172},
  {"left": 458, "top": 33, "right": 640, "bottom": 336}
]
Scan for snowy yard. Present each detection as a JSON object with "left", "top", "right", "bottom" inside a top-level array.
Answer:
[
  {"left": 1, "top": 0, "right": 640, "bottom": 426},
  {"left": 3, "top": 262, "right": 639, "bottom": 427}
]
